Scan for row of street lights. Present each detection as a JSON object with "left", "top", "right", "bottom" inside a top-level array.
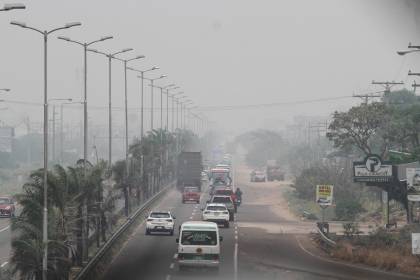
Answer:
[{"left": 2, "top": 4, "right": 207, "bottom": 277}]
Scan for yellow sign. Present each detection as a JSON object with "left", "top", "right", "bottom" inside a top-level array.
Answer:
[{"left": 316, "top": 185, "right": 333, "bottom": 206}]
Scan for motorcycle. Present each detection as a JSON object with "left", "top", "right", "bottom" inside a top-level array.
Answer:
[{"left": 236, "top": 197, "right": 242, "bottom": 207}]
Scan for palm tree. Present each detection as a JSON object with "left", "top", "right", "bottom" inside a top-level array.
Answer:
[{"left": 11, "top": 168, "right": 71, "bottom": 279}]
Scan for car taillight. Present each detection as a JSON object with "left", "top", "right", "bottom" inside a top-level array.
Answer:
[
  {"left": 166, "top": 219, "right": 173, "bottom": 222},
  {"left": 204, "top": 211, "right": 210, "bottom": 214},
  {"left": 223, "top": 211, "right": 229, "bottom": 214},
  {"left": 213, "top": 255, "right": 219, "bottom": 260},
  {"left": 147, "top": 219, "right": 154, "bottom": 222}
]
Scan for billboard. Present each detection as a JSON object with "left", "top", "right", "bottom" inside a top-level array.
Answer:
[
  {"left": 353, "top": 154, "right": 394, "bottom": 183},
  {"left": 407, "top": 168, "right": 420, "bottom": 202},
  {"left": 316, "top": 185, "right": 333, "bottom": 206},
  {"left": 0, "top": 127, "right": 14, "bottom": 153}
]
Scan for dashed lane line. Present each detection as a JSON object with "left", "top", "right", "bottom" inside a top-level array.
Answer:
[
  {"left": 0, "top": 225, "right": 10, "bottom": 233},
  {"left": 1, "top": 262, "right": 8, "bottom": 268},
  {"left": 165, "top": 274, "right": 171, "bottom": 280},
  {"left": 169, "top": 263, "right": 175, "bottom": 269},
  {"left": 234, "top": 243, "right": 238, "bottom": 280}
]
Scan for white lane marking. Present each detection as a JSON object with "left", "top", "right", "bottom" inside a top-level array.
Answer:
[
  {"left": 189, "top": 216, "right": 193, "bottom": 220},
  {"left": 169, "top": 263, "right": 175, "bottom": 269},
  {"left": 165, "top": 274, "right": 171, "bottom": 280},
  {"left": 0, "top": 225, "right": 10, "bottom": 233},
  {"left": 234, "top": 243, "right": 238, "bottom": 280},
  {"left": 235, "top": 230, "right": 238, "bottom": 235},
  {"left": 235, "top": 235, "right": 238, "bottom": 240},
  {"left": 1, "top": 262, "right": 8, "bottom": 268},
  {"left": 173, "top": 253, "right": 178, "bottom": 259}
]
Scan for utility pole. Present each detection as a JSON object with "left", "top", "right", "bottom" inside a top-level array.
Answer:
[
  {"left": 412, "top": 80, "right": 420, "bottom": 93},
  {"left": 371, "top": 80, "right": 404, "bottom": 94},
  {"left": 352, "top": 91, "right": 383, "bottom": 105}
]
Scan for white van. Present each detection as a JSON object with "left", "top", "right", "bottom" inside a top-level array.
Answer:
[{"left": 176, "top": 221, "right": 222, "bottom": 270}]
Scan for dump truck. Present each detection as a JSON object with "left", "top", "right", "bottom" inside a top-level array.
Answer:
[
  {"left": 266, "top": 160, "right": 284, "bottom": 181},
  {"left": 177, "top": 151, "right": 203, "bottom": 191}
]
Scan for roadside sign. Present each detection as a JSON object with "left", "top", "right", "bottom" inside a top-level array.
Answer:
[
  {"left": 353, "top": 154, "right": 394, "bottom": 183},
  {"left": 412, "top": 233, "right": 420, "bottom": 254},
  {"left": 407, "top": 168, "right": 420, "bottom": 202},
  {"left": 316, "top": 185, "right": 333, "bottom": 206}
]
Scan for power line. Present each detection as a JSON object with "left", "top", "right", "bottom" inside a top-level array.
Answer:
[{"left": 197, "top": 96, "right": 353, "bottom": 111}]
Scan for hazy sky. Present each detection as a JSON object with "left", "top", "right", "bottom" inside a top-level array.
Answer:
[{"left": 1, "top": 0, "right": 420, "bottom": 137}]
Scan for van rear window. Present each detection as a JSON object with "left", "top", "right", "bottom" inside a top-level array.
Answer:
[{"left": 181, "top": 230, "right": 217, "bottom": 246}]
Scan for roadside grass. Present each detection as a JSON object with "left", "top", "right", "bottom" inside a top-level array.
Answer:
[
  {"left": 329, "top": 225, "right": 420, "bottom": 276},
  {"left": 284, "top": 188, "right": 335, "bottom": 221}
]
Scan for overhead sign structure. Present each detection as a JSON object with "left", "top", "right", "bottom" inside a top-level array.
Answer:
[
  {"left": 407, "top": 168, "right": 420, "bottom": 202},
  {"left": 412, "top": 233, "right": 420, "bottom": 255},
  {"left": 316, "top": 185, "right": 333, "bottom": 206},
  {"left": 353, "top": 154, "right": 394, "bottom": 183}
]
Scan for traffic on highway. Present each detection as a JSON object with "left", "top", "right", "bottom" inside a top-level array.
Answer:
[{"left": 2, "top": 1, "right": 420, "bottom": 280}]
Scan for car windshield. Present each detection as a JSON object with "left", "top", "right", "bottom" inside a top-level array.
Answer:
[
  {"left": 207, "top": 206, "right": 227, "bottom": 211},
  {"left": 215, "top": 190, "right": 232, "bottom": 195},
  {"left": 212, "top": 197, "right": 232, "bottom": 204},
  {"left": 0, "top": 198, "right": 10, "bottom": 204},
  {"left": 184, "top": 187, "right": 198, "bottom": 193},
  {"left": 181, "top": 230, "right": 217, "bottom": 246},
  {"left": 150, "top": 213, "right": 170, "bottom": 218}
]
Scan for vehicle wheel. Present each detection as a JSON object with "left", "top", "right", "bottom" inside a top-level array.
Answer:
[
  {"left": 229, "top": 213, "right": 234, "bottom": 221},
  {"left": 170, "top": 230, "right": 174, "bottom": 236},
  {"left": 225, "top": 221, "right": 230, "bottom": 228},
  {"left": 145, "top": 229, "right": 150, "bottom": 235},
  {"left": 182, "top": 200, "right": 185, "bottom": 204}
]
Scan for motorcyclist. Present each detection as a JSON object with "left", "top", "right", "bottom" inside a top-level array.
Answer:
[{"left": 235, "top": 187, "right": 243, "bottom": 200}]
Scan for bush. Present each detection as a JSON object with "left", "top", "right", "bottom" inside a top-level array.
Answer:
[{"left": 335, "top": 199, "right": 364, "bottom": 221}]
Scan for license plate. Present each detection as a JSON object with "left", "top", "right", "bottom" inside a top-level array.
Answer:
[
  {"left": 156, "top": 226, "right": 164, "bottom": 229},
  {"left": 193, "top": 255, "right": 203, "bottom": 260},
  {"left": 214, "top": 212, "right": 219, "bottom": 216}
]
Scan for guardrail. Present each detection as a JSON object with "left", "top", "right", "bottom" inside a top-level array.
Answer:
[
  {"left": 73, "top": 181, "right": 175, "bottom": 280},
  {"left": 316, "top": 226, "right": 336, "bottom": 247}
]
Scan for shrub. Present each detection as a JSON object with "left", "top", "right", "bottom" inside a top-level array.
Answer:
[{"left": 335, "top": 199, "right": 364, "bottom": 221}]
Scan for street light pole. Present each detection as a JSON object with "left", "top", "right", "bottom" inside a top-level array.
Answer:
[
  {"left": 11, "top": 20, "right": 81, "bottom": 280},
  {"left": 58, "top": 36, "right": 113, "bottom": 172},
  {"left": 0, "top": 3, "right": 25, "bottom": 11},
  {"left": 148, "top": 75, "right": 167, "bottom": 131},
  {"left": 114, "top": 55, "right": 145, "bottom": 216},
  {"left": 88, "top": 48, "right": 133, "bottom": 170},
  {"left": 126, "top": 66, "right": 159, "bottom": 138}
]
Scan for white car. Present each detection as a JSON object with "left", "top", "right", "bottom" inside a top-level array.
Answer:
[
  {"left": 146, "top": 211, "right": 176, "bottom": 235},
  {"left": 202, "top": 203, "right": 230, "bottom": 228}
]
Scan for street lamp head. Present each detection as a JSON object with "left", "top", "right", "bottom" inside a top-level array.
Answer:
[
  {"left": 152, "top": 66, "right": 159, "bottom": 70},
  {"left": 0, "top": 89, "right": 11, "bottom": 92},
  {"left": 65, "top": 22, "right": 82, "bottom": 28},
  {"left": 3, "top": 3, "right": 26, "bottom": 11},
  {"left": 122, "top": 48, "right": 133, "bottom": 53},
  {"left": 136, "top": 55, "right": 145, "bottom": 59},
  {"left": 100, "top": 36, "right": 113, "bottom": 41},
  {"left": 397, "top": 50, "right": 409, "bottom": 56},
  {"left": 160, "top": 75, "right": 167, "bottom": 79},
  {"left": 57, "top": 36, "right": 71, "bottom": 41},
  {"left": 10, "top": 20, "right": 26, "bottom": 28}
]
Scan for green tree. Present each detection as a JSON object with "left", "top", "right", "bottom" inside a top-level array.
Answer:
[{"left": 327, "top": 102, "right": 391, "bottom": 158}]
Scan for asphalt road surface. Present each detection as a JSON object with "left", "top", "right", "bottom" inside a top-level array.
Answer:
[
  {"left": 0, "top": 217, "right": 11, "bottom": 269},
  {"left": 100, "top": 166, "right": 420, "bottom": 280}
]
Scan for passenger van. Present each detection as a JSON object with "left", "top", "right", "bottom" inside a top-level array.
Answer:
[{"left": 176, "top": 221, "right": 222, "bottom": 270}]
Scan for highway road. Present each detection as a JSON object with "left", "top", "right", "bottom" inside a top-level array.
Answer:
[
  {"left": 100, "top": 165, "right": 420, "bottom": 280},
  {"left": 0, "top": 217, "right": 11, "bottom": 269}
]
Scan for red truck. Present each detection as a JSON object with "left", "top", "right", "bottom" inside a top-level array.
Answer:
[{"left": 182, "top": 186, "right": 201, "bottom": 204}]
